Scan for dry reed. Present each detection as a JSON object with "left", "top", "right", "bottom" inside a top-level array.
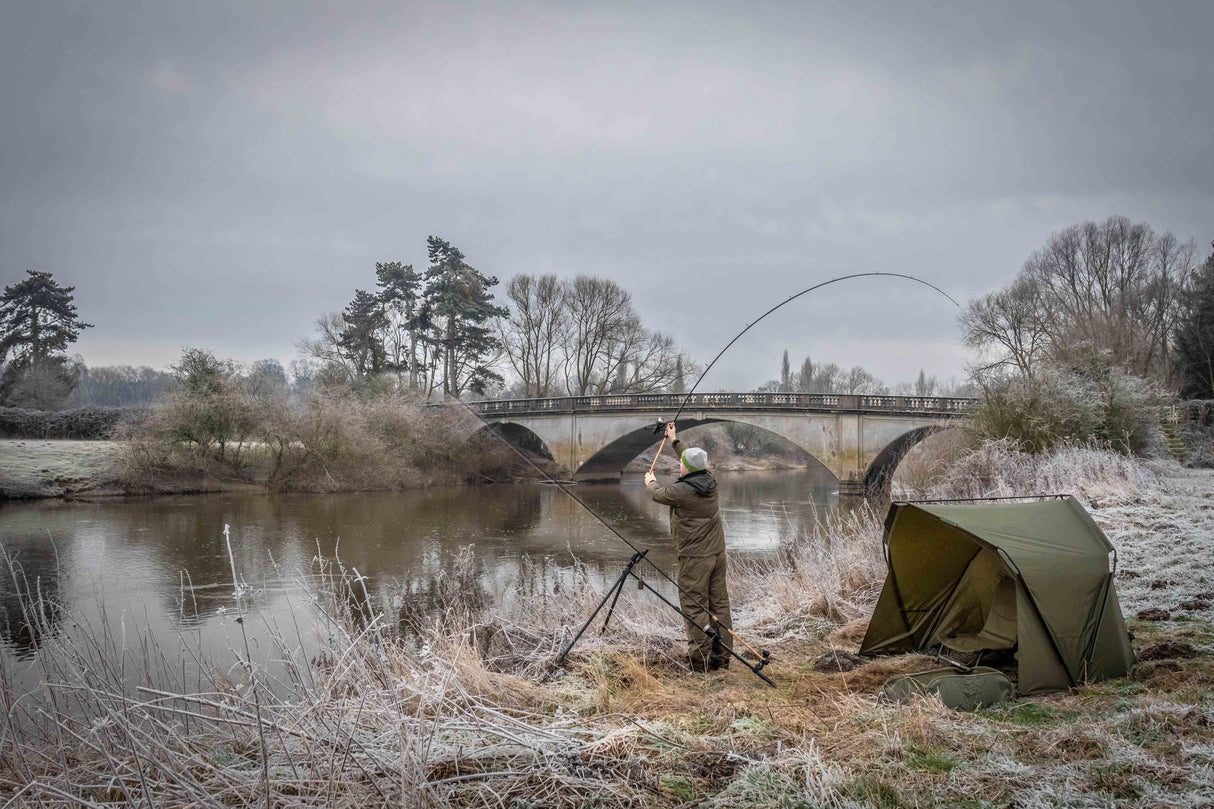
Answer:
[{"left": 1, "top": 442, "right": 1211, "bottom": 807}]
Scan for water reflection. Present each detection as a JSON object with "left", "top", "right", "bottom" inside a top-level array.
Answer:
[
  {"left": 0, "top": 467, "right": 836, "bottom": 663},
  {"left": 0, "top": 542, "right": 64, "bottom": 656}
]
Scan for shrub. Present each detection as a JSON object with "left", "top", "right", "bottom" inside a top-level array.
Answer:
[
  {"left": 966, "top": 362, "right": 1167, "bottom": 456},
  {"left": 0, "top": 406, "right": 133, "bottom": 439},
  {"left": 919, "top": 438, "right": 1155, "bottom": 505},
  {"left": 118, "top": 384, "right": 520, "bottom": 492},
  {"left": 1181, "top": 417, "right": 1214, "bottom": 468}
]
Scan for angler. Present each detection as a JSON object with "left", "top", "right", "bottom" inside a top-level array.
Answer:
[
  {"left": 459, "top": 271, "right": 958, "bottom": 689},
  {"left": 645, "top": 422, "right": 732, "bottom": 672}
]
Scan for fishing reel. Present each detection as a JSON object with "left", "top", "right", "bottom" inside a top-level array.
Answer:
[{"left": 652, "top": 417, "right": 670, "bottom": 435}]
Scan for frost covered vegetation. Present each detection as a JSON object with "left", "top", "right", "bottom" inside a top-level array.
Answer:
[
  {"left": 3, "top": 442, "right": 1213, "bottom": 806},
  {"left": 113, "top": 348, "right": 522, "bottom": 493}
]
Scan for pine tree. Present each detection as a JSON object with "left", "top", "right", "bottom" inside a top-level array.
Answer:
[
  {"left": 338, "top": 289, "right": 388, "bottom": 383},
  {"left": 1175, "top": 245, "right": 1214, "bottom": 399},
  {"left": 0, "top": 271, "right": 92, "bottom": 369},
  {"left": 780, "top": 349, "right": 791, "bottom": 392},
  {"left": 375, "top": 262, "right": 427, "bottom": 388},
  {"left": 0, "top": 270, "right": 92, "bottom": 405},
  {"left": 423, "top": 237, "right": 508, "bottom": 397},
  {"left": 798, "top": 356, "right": 814, "bottom": 392}
]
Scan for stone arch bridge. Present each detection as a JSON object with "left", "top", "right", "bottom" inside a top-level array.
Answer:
[{"left": 463, "top": 393, "right": 972, "bottom": 498}]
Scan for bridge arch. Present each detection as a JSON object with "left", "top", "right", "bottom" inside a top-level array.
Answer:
[
  {"left": 472, "top": 422, "right": 555, "bottom": 462},
  {"left": 573, "top": 416, "right": 840, "bottom": 483},
  {"left": 861, "top": 425, "right": 960, "bottom": 499}
]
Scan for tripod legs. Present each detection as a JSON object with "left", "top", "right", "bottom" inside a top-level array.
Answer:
[
  {"left": 553, "top": 550, "right": 647, "bottom": 668},
  {"left": 549, "top": 547, "right": 775, "bottom": 688}
]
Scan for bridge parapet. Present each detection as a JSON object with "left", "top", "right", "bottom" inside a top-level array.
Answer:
[{"left": 469, "top": 392, "right": 973, "bottom": 417}]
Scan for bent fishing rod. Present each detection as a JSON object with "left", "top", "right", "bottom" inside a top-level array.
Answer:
[
  {"left": 449, "top": 397, "right": 777, "bottom": 685},
  {"left": 457, "top": 271, "right": 960, "bottom": 687},
  {"left": 670, "top": 272, "right": 961, "bottom": 423}
]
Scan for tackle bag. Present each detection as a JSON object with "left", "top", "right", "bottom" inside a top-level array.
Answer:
[{"left": 879, "top": 666, "right": 1013, "bottom": 711}]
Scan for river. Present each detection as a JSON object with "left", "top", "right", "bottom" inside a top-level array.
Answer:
[{"left": 0, "top": 468, "right": 836, "bottom": 688}]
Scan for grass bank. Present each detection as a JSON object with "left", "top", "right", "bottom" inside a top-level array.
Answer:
[
  {"left": 0, "top": 440, "right": 138, "bottom": 499},
  {"left": 2, "top": 444, "right": 1212, "bottom": 806},
  {"left": 0, "top": 396, "right": 544, "bottom": 500}
]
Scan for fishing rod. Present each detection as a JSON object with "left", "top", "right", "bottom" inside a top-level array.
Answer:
[
  {"left": 458, "top": 270, "right": 960, "bottom": 687},
  {"left": 450, "top": 396, "right": 776, "bottom": 686},
  {"left": 670, "top": 272, "right": 961, "bottom": 423}
]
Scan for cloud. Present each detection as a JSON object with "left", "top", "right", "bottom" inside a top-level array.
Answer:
[
  {"left": 147, "top": 63, "right": 193, "bottom": 94},
  {"left": 1, "top": 0, "right": 1211, "bottom": 386}
]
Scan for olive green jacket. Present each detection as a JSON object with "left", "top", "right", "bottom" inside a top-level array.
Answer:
[{"left": 646, "top": 439, "right": 726, "bottom": 558}]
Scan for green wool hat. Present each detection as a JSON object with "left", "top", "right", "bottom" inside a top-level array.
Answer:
[{"left": 680, "top": 446, "right": 708, "bottom": 471}]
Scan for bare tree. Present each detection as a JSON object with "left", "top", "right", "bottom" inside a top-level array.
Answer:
[
  {"left": 960, "top": 276, "right": 1050, "bottom": 378},
  {"left": 560, "top": 276, "right": 635, "bottom": 395},
  {"left": 810, "top": 362, "right": 841, "bottom": 393},
  {"left": 297, "top": 312, "right": 358, "bottom": 386},
  {"left": 496, "top": 273, "right": 697, "bottom": 396},
  {"left": 602, "top": 323, "right": 691, "bottom": 393},
  {"left": 1136, "top": 231, "right": 1197, "bottom": 379},
  {"left": 842, "top": 365, "right": 885, "bottom": 394},
  {"left": 498, "top": 274, "right": 565, "bottom": 397},
  {"left": 1022, "top": 216, "right": 1196, "bottom": 378}
]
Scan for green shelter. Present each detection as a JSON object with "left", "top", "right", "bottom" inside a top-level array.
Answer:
[{"left": 860, "top": 497, "right": 1135, "bottom": 695}]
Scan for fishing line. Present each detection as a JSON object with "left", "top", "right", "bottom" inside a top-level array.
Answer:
[
  {"left": 671, "top": 272, "right": 961, "bottom": 423},
  {"left": 449, "top": 396, "right": 775, "bottom": 680},
  {"left": 457, "top": 270, "right": 960, "bottom": 682}
]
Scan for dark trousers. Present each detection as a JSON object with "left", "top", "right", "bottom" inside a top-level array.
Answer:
[{"left": 677, "top": 552, "right": 733, "bottom": 669}]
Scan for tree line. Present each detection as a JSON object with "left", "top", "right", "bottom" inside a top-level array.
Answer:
[
  {"left": 755, "top": 350, "right": 974, "bottom": 398},
  {"left": 3, "top": 218, "right": 1212, "bottom": 417},
  {"left": 961, "top": 216, "right": 1207, "bottom": 391},
  {"left": 296, "top": 238, "right": 695, "bottom": 401},
  {"left": 497, "top": 274, "right": 692, "bottom": 397},
  {"left": 958, "top": 217, "right": 1214, "bottom": 454},
  {"left": 298, "top": 236, "right": 507, "bottom": 398}
]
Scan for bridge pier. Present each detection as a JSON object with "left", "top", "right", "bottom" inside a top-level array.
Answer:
[{"left": 838, "top": 479, "right": 866, "bottom": 502}]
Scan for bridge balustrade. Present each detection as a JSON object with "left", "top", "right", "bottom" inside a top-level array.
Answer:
[{"left": 468, "top": 392, "right": 973, "bottom": 416}]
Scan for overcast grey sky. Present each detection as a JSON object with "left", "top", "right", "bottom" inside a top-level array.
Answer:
[{"left": 2, "top": 0, "right": 1210, "bottom": 390}]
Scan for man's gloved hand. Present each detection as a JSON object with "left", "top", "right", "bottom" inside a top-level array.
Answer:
[{"left": 644, "top": 471, "right": 656, "bottom": 485}]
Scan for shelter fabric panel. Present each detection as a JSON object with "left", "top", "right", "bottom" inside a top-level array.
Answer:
[
  {"left": 929, "top": 549, "right": 1005, "bottom": 647},
  {"left": 1014, "top": 582, "right": 1074, "bottom": 694},
  {"left": 921, "top": 499, "right": 1113, "bottom": 683},
  {"left": 860, "top": 506, "right": 982, "bottom": 654},
  {"left": 937, "top": 569, "right": 1018, "bottom": 653},
  {"left": 862, "top": 578, "right": 918, "bottom": 654},
  {"left": 1086, "top": 584, "right": 1136, "bottom": 681}
]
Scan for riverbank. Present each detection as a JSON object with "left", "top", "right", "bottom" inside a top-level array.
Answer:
[
  {"left": 5, "top": 447, "right": 1212, "bottom": 806},
  {"left": 0, "top": 439, "right": 267, "bottom": 500},
  {"left": 0, "top": 438, "right": 550, "bottom": 500},
  {"left": 1, "top": 432, "right": 816, "bottom": 500},
  {"left": 0, "top": 439, "right": 125, "bottom": 499}
]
